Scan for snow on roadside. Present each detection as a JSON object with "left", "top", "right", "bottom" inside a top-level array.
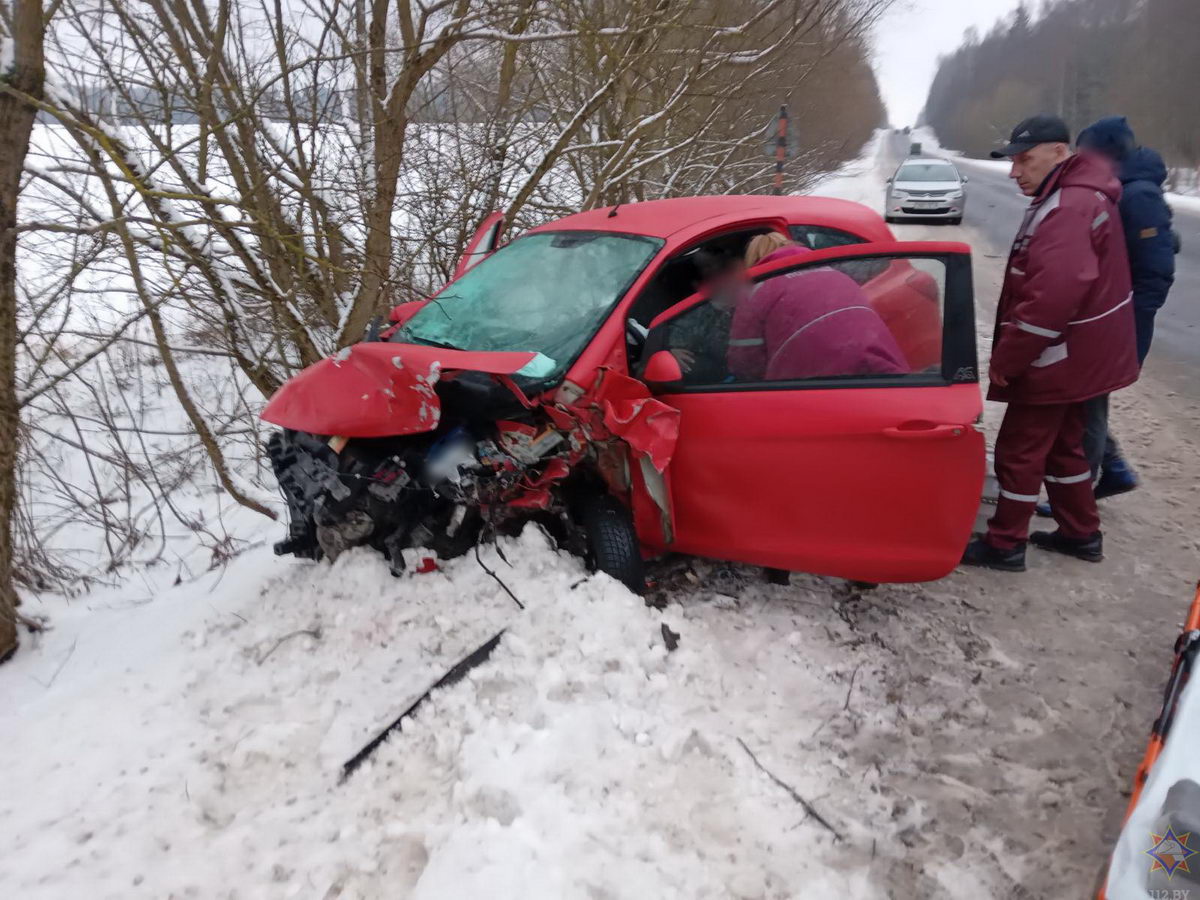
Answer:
[
  {"left": 915, "top": 125, "right": 1200, "bottom": 215},
  {"left": 1164, "top": 191, "right": 1200, "bottom": 215},
  {"left": 0, "top": 528, "right": 887, "bottom": 899},
  {"left": 807, "top": 130, "right": 891, "bottom": 206},
  {"left": 907, "top": 127, "right": 1009, "bottom": 176}
]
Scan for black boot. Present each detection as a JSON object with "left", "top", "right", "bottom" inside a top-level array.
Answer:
[
  {"left": 1029, "top": 530, "right": 1104, "bottom": 562},
  {"left": 960, "top": 537, "right": 1027, "bottom": 572},
  {"left": 1094, "top": 458, "right": 1138, "bottom": 500}
]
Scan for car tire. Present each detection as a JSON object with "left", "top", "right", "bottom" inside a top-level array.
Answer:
[
  {"left": 949, "top": 216, "right": 963, "bottom": 225},
  {"left": 580, "top": 494, "right": 645, "bottom": 594},
  {"left": 884, "top": 215, "right": 895, "bottom": 224}
]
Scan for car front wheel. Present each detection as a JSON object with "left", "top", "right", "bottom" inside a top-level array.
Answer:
[{"left": 579, "top": 494, "right": 645, "bottom": 594}]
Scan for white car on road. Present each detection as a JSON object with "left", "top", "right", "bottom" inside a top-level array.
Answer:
[{"left": 885, "top": 157, "right": 968, "bottom": 225}]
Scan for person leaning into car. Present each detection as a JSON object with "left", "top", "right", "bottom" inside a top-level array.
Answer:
[
  {"left": 728, "top": 233, "right": 908, "bottom": 381},
  {"left": 961, "top": 115, "right": 1139, "bottom": 573}
]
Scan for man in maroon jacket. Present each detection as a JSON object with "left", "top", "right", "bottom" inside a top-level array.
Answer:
[{"left": 962, "top": 115, "right": 1140, "bottom": 572}]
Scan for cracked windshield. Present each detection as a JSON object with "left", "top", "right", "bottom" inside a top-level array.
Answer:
[{"left": 395, "top": 231, "right": 663, "bottom": 380}]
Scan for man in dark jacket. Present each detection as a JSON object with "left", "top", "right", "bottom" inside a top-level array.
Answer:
[
  {"left": 1071, "top": 116, "right": 1177, "bottom": 498},
  {"left": 962, "top": 115, "right": 1140, "bottom": 572},
  {"left": 1079, "top": 117, "right": 1177, "bottom": 363},
  {"left": 644, "top": 248, "right": 743, "bottom": 384}
]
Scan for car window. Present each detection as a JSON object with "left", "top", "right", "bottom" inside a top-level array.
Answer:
[
  {"left": 394, "top": 231, "right": 662, "bottom": 383},
  {"left": 645, "top": 298, "right": 738, "bottom": 384},
  {"left": 652, "top": 254, "right": 947, "bottom": 387},
  {"left": 788, "top": 225, "right": 865, "bottom": 251},
  {"left": 895, "top": 162, "right": 960, "bottom": 183}
]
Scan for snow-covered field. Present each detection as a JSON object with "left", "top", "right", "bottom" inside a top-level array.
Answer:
[{"left": 5, "top": 130, "right": 1200, "bottom": 900}]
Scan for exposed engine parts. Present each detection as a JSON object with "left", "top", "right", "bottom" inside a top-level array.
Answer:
[
  {"left": 263, "top": 346, "right": 679, "bottom": 589},
  {"left": 268, "top": 418, "right": 555, "bottom": 575}
]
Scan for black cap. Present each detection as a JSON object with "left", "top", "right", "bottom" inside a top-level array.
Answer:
[{"left": 990, "top": 115, "right": 1071, "bottom": 158}]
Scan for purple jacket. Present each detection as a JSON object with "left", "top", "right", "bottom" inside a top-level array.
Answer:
[{"left": 727, "top": 246, "right": 909, "bottom": 381}]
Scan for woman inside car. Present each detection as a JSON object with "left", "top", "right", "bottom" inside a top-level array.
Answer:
[{"left": 727, "top": 233, "right": 909, "bottom": 381}]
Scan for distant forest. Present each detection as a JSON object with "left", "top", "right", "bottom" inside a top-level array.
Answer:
[{"left": 922, "top": 0, "right": 1200, "bottom": 168}]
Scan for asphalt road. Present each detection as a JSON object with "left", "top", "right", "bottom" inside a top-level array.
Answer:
[{"left": 885, "top": 133, "right": 1199, "bottom": 397}]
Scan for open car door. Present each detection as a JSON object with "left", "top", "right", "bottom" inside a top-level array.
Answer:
[
  {"left": 452, "top": 211, "right": 505, "bottom": 280},
  {"left": 640, "top": 240, "right": 984, "bottom": 583}
]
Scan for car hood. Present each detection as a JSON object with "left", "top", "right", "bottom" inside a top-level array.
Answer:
[
  {"left": 261, "top": 343, "right": 539, "bottom": 438},
  {"left": 893, "top": 180, "right": 962, "bottom": 192}
]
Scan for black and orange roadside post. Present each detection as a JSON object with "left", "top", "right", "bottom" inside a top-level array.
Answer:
[
  {"left": 1097, "top": 580, "right": 1200, "bottom": 899},
  {"left": 773, "top": 105, "right": 789, "bottom": 195}
]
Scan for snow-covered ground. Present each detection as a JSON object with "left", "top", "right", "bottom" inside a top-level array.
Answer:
[
  {"left": 1, "top": 529, "right": 912, "bottom": 899},
  {"left": 808, "top": 130, "right": 892, "bottom": 206},
  {"left": 5, "top": 130, "right": 1200, "bottom": 900},
  {"left": 1163, "top": 191, "right": 1200, "bottom": 216}
]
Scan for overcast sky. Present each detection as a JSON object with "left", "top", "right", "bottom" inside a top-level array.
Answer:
[{"left": 872, "top": 0, "right": 1025, "bottom": 126}]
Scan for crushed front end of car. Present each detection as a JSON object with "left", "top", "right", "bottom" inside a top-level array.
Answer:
[{"left": 261, "top": 341, "right": 678, "bottom": 591}]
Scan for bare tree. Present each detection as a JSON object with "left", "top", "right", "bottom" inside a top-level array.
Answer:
[{"left": 0, "top": 0, "right": 47, "bottom": 661}]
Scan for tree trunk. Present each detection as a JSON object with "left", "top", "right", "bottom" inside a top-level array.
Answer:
[{"left": 0, "top": 0, "right": 47, "bottom": 663}]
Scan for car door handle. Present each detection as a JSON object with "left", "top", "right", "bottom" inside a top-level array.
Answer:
[{"left": 882, "top": 424, "right": 966, "bottom": 441}]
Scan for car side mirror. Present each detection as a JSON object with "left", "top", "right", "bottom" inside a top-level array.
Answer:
[
  {"left": 388, "top": 299, "right": 428, "bottom": 326},
  {"left": 961, "top": 176, "right": 969, "bottom": 184},
  {"left": 642, "top": 350, "right": 684, "bottom": 391},
  {"left": 886, "top": 177, "right": 892, "bottom": 184}
]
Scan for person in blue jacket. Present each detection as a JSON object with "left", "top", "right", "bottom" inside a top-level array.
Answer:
[
  {"left": 1039, "top": 117, "right": 1177, "bottom": 513},
  {"left": 1080, "top": 117, "right": 1178, "bottom": 364}
]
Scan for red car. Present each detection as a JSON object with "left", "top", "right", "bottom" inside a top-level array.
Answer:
[{"left": 263, "top": 195, "right": 985, "bottom": 588}]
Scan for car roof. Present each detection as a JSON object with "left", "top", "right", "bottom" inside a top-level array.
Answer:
[
  {"left": 524, "top": 194, "right": 892, "bottom": 242},
  {"left": 896, "top": 158, "right": 959, "bottom": 170}
]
